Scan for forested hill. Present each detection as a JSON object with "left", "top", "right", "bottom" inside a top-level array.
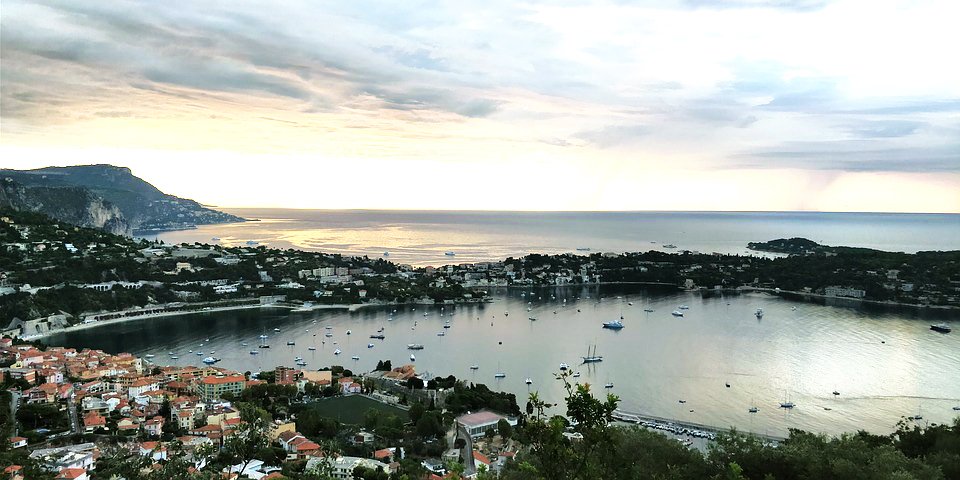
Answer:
[{"left": 0, "top": 164, "right": 244, "bottom": 235}]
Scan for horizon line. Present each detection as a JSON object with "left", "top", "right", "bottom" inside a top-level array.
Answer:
[{"left": 209, "top": 206, "right": 960, "bottom": 216}]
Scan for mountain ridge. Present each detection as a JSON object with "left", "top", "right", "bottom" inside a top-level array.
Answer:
[{"left": 0, "top": 164, "right": 245, "bottom": 235}]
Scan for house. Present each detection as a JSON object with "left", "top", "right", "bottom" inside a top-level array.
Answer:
[
  {"left": 4, "top": 465, "right": 24, "bottom": 480},
  {"left": 144, "top": 416, "right": 164, "bottom": 437},
  {"left": 277, "top": 431, "right": 321, "bottom": 459},
  {"left": 55, "top": 468, "right": 88, "bottom": 480},
  {"left": 338, "top": 377, "right": 361, "bottom": 394},
  {"left": 456, "top": 410, "right": 517, "bottom": 438},
  {"left": 82, "top": 412, "right": 106, "bottom": 433},
  {"left": 139, "top": 441, "right": 168, "bottom": 461},
  {"left": 196, "top": 374, "right": 246, "bottom": 402},
  {"left": 9, "top": 437, "right": 27, "bottom": 449}
]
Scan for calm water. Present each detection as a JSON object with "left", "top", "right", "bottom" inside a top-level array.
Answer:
[
  {"left": 148, "top": 209, "right": 960, "bottom": 266},
  {"left": 47, "top": 286, "right": 960, "bottom": 437}
]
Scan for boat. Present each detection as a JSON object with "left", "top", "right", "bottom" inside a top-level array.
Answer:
[
  {"left": 249, "top": 351, "right": 259, "bottom": 355},
  {"left": 351, "top": 355, "right": 360, "bottom": 360},
  {"left": 325, "top": 333, "right": 333, "bottom": 337},
  {"left": 671, "top": 310, "right": 684, "bottom": 317},
  {"left": 370, "top": 334, "right": 385, "bottom": 339},
  {"left": 780, "top": 391, "right": 795, "bottom": 409},
  {"left": 296, "top": 360, "right": 307, "bottom": 366},
  {"left": 663, "top": 244, "right": 677, "bottom": 249},
  {"left": 325, "top": 326, "right": 332, "bottom": 330},
  {"left": 470, "top": 365, "right": 479, "bottom": 370},
  {"left": 196, "top": 352, "right": 203, "bottom": 355},
  {"left": 559, "top": 363, "right": 570, "bottom": 371},
  {"left": 211, "top": 237, "right": 221, "bottom": 241},
  {"left": 833, "top": 390, "right": 840, "bottom": 396},
  {"left": 346, "top": 330, "right": 352, "bottom": 335},
  {"left": 273, "top": 328, "right": 281, "bottom": 332},
  {"left": 259, "top": 334, "right": 269, "bottom": 339},
  {"left": 529, "top": 317, "right": 537, "bottom": 321},
  {"left": 576, "top": 247, "right": 591, "bottom": 251},
  {"left": 333, "top": 349, "right": 341, "bottom": 355},
  {"left": 582, "top": 345, "right": 603, "bottom": 363},
  {"left": 410, "top": 354, "right": 416, "bottom": 361},
  {"left": 495, "top": 372, "right": 506, "bottom": 379},
  {"left": 627, "top": 302, "right": 633, "bottom": 306},
  {"left": 604, "top": 382, "right": 614, "bottom": 389},
  {"left": 383, "top": 251, "right": 390, "bottom": 256},
  {"left": 170, "top": 356, "right": 179, "bottom": 359},
  {"left": 678, "top": 305, "right": 689, "bottom": 310},
  {"left": 241, "top": 343, "right": 247, "bottom": 346},
  {"left": 308, "top": 347, "right": 316, "bottom": 351},
  {"left": 952, "top": 406, "right": 960, "bottom": 411},
  {"left": 145, "top": 354, "right": 155, "bottom": 358},
  {"left": 377, "top": 327, "right": 385, "bottom": 332},
  {"left": 749, "top": 407, "right": 759, "bottom": 413},
  {"left": 572, "top": 372, "right": 581, "bottom": 378},
  {"left": 368, "top": 343, "right": 375, "bottom": 348},
  {"left": 755, "top": 308, "right": 764, "bottom": 319},
  {"left": 445, "top": 251, "right": 456, "bottom": 256},
  {"left": 202, "top": 357, "right": 219, "bottom": 364},
  {"left": 407, "top": 344, "right": 424, "bottom": 350},
  {"left": 246, "top": 240, "right": 258, "bottom": 245},
  {"left": 437, "top": 332, "right": 445, "bottom": 336},
  {"left": 167, "top": 352, "right": 174, "bottom": 355},
  {"left": 930, "top": 324, "right": 952, "bottom": 333},
  {"left": 525, "top": 378, "right": 533, "bottom": 385},
  {"left": 443, "top": 324, "right": 451, "bottom": 329},
  {"left": 602, "top": 319, "right": 624, "bottom": 330},
  {"left": 678, "top": 400, "right": 687, "bottom": 404},
  {"left": 258, "top": 344, "right": 270, "bottom": 349},
  {"left": 504, "top": 311, "right": 509, "bottom": 316},
  {"left": 286, "top": 341, "right": 295, "bottom": 345}
]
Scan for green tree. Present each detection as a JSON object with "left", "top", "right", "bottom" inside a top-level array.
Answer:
[{"left": 497, "top": 418, "right": 513, "bottom": 441}]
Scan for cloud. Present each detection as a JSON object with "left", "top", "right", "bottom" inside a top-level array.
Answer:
[
  {"left": 574, "top": 125, "right": 650, "bottom": 148},
  {"left": 732, "top": 142, "right": 960, "bottom": 172}
]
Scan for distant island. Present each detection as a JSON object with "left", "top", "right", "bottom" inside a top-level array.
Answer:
[
  {"left": 0, "top": 164, "right": 245, "bottom": 235},
  {"left": 2, "top": 209, "right": 958, "bottom": 339}
]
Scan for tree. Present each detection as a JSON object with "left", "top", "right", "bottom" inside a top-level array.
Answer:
[
  {"left": 221, "top": 418, "right": 271, "bottom": 475},
  {"left": 409, "top": 402, "right": 425, "bottom": 424},
  {"left": 498, "top": 418, "right": 513, "bottom": 440}
]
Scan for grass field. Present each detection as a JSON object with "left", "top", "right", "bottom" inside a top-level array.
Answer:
[{"left": 307, "top": 395, "right": 408, "bottom": 425}]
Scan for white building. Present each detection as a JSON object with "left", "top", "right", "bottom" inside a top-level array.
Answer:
[{"left": 456, "top": 410, "right": 518, "bottom": 438}]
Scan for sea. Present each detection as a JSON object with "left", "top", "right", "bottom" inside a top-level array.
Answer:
[
  {"left": 49, "top": 210, "right": 960, "bottom": 438},
  {"left": 143, "top": 209, "right": 960, "bottom": 267}
]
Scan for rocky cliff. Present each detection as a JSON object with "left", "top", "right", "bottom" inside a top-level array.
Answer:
[{"left": 0, "top": 164, "right": 245, "bottom": 235}]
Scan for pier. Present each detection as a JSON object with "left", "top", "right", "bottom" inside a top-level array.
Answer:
[{"left": 612, "top": 409, "right": 786, "bottom": 444}]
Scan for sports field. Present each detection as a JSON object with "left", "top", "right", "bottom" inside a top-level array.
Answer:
[{"left": 306, "top": 395, "right": 407, "bottom": 424}]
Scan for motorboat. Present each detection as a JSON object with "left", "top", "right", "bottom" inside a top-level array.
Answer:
[
  {"left": 525, "top": 378, "right": 533, "bottom": 385},
  {"left": 202, "top": 357, "right": 219, "bottom": 364},
  {"left": 287, "top": 341, "right": 295, "bottom": 345},
  {"left": 274, "top": 328, "right": 281, "bottom": 332},
  {"left": 351, "top": 355, "right": 360, "bottom": 360},
  {"left": 559, "top": 363, "right": 570, "bottom": 371},
  {"left": 755, "top": 308, "right": 764, "bottom": 319},
  {"left": 325, "top": 333, "right": 333, "bottom": 338},
  {"left": 368, "top": 343, "right": 375, "bottom": 348},
  {"left": 749, "top": 407, "right": 759, "bottom": 413},
  {"left": 334, "top": 349, "right": 341, "bottom": 355},
  {"left": 931, "top": 324, "right": 952, "bottom": 333},
  {"left": 308, "top": 347, "right": 316, "bottom": 351},
  {"left": 145, "top": 354, "right": 155, "bottom": 358},
  {"left": 470, "top": 365, "right": 479, "bottom": 370},
  {"left": 370, "top": 334, "right": 385, "bottom": 339},
  {"left": 602, "top": 320, "right": 624, "bottom": 330},
  {"left": 644, "top": 308, "right": 654, "bottom": 312},
  {"left": 529, "top": 317, "right": 537, "bottom": 321},
  {"left": 437, "top": 332, "right": 445, "bottom": 336},
  {"left": 572, "top": 372, "right": 581, "bottom": 378},
  {"left": 249, "top": 351, "right": 259, "bottom": 355},
  {"left": 671, "top": 310, "right": 684, "bottom": 317},
  {"left": 170, "top": 356, "right": 179, "bottom": 359},
  {"left": 410, "top": 354, "right": 416, "bottom": 361},
  {"left": 346, "top": 330, "right": 352, "bottom": 335},
  {"left": 494, "top": 372, "right": 506, "bottom": 378},
  {"left": 678, "top": 305, "right": 689, "bottom": 310},
  {"left": 604, "top": 382, "right": 614, "bottom": 389},
  {"left": 780, "top": 401, "right": 795, "bottom": 409},
  {"left": 445, "top": 251, "right": 456, "bottom": 256},
  {"left": 407, "top": 344, "right": 424, "bottom": 350},
  {"left": 259, "top": 344, "right": 270, "bottom": 349}
]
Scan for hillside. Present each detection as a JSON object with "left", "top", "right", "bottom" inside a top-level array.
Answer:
[{"left": 0, "top": 164, "right": 244, "bottom": 235}]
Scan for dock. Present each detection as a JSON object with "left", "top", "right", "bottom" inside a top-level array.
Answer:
[{"left": 612, "top": 409, "right": 786, "bottom": 444}]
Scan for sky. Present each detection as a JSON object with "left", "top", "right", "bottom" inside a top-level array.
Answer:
[{"left": 1, "top": 0, "right": 958, "bottom": 213}]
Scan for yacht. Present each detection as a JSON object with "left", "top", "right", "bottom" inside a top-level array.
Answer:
[
  {"left": 407, "top": 344, "right": 425, "bottom": 350},
  {"left": 445, "top": 251, "right": 456, "bottom": 256},
  {"left": 930, "top": 324, "right": 952, "bottom": 333},
  {"left": 170, "top": 356, "right": 179, "bottom": 360},
  {"left": 370, "top": 334, "right": 385, "bottom": 339},
  {"left": 572, "top": 372, "right": 581, "bottom": 378},
  {"left": 663, "top": 244, "right": 677, "bottom": 249},
  {"left": 296, "top": 360, "right": 307, "bottom": 366},
  {"left": 249, "top": 351, "right": 259, "bottom": 355},
  {"left": 525, "top": 378, "right": 533, "bottom": 385},
  {"left": 749, "top": 407, "right": 759, "bottom": 413},
  {"left": 202, "top": 357, "right": 219, "bottom": 364},
  {"left": 308, "top": 347, "right": 316, "bottom": 351},
  {"left": 325, "top": 333, "right": 333, "bottom": 338},
  {"left": 644, "top": 308, "right": 654, "bottom": 312},
  {"left": 529, "top": 317, "right": 537, "bottom": 321},
  {"left": 678, "top": 305, "right": 689, "bottom": 310},
  {"left": 559, "top": 363, "right": 570, "bottom": 371},
  {"left": 602, "top": 319, "right": 624, "bottom": 330},
  {"left": 273, "top": 328, "right": 281, "bottom": 332},
  {"left": 755, "top": 308, "right": 764, "bottom": 319},
  {"left": 368, "top": 343, "right": 375, "bottom": 348},
  {"left": 334, "top": 349, "right": 341, "bottom": 355},
  {"left": 470, "top": 365, "right": 479, "bottom": 370},
  {"left": 145, "top": 354, "right": 155, "bottom": 359},
  {"left": 494, "top": 372, "right": 506, "bottom": 379},
  {"left": 287, "top": 341, "right": 295, "bottom": 345},
  {"left": 671, "top": 310, "right": 684, "bottom": 317},
  {"left": 604, "top": 382, "right": 614, "bottom": 389},
  {"left": 346, "top": 330, "right": 352, "bottom": 335},
  {"left": 410, "top": 354, "right": 416, "bottom": 361},
  {"left": 437, "top": 332, "right": 445, "bottom": 336},
  {"left": 582, "top": 345, "right": 603, "bottom": 363},
  {"left": 259, "top": 334, "right": 269, "bottom": 339},
  {"left": 351, "top": 355, "right": 360, "bottom": 360}
]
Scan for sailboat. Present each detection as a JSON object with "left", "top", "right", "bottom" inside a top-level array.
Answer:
[
  {"left": 582, "top": 344, "right": 603, "bottom": 363},
  {"left": 495, "top": 361, "right": 506, "bottom": 378},
  {"left": 780, "top": 390, "right": 795, "bottom": 409}
]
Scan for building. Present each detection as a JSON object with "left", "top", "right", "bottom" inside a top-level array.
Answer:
[
  {"left": 824, "top": 286, "right": 866, "bottom": 299},
  {"left": 306, "top": 456, "right": 388, "bottom": 480},
  {"left": 456, "top": 410, "right": 517, "bottom": 438},
  {"left": 275, "top": 366, "right": 300, "bottom": 384},
  {"left": 196, "top": 375, "right": 246, "bottom": 402}
]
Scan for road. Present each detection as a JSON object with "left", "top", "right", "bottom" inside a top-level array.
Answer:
[
  {"left": 9, "top": 390, "right": 21, "bottom": 436},
  {"left": 66, "top": 394, "right": 80, "bottom": 435}
]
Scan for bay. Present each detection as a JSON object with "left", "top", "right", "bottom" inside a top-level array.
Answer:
[{"left": 45, "top": 285, "right": 960, "bottom": 438}]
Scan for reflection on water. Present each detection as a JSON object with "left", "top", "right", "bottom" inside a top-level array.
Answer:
[{"left": 47, "top": 285, "right": 960, "bottom": 437}]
